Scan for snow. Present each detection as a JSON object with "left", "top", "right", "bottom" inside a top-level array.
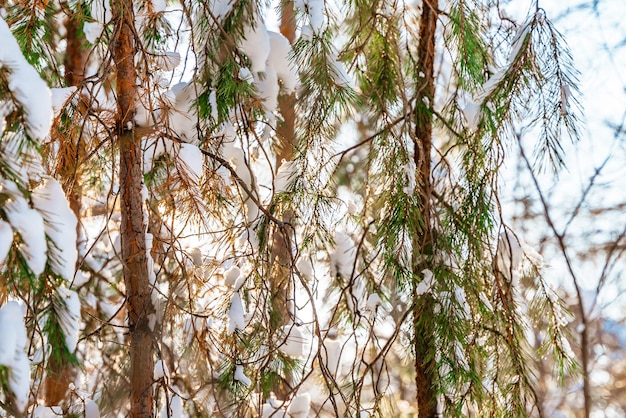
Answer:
[
  {"left": 239, "top": 20, "right": 271, "bottom": 73},
  {"left": 255, "top": 65, "right": 279, "bottom": 126},
  {"left": 32, "top": 177, "right": 78, "bottom": 280},
  {"left": 134, "top": 88, "right": 156, "bottom": 127},
  {"left": 228, "top": 292, "right": 246, "bottom": 333},
  {"left": 56, "top": 285, "right": 81, "bottom": 352},
  {"left": 33, "top": 406, "right": 64, "bottom": 418},
  {"left": 85, "top": 399, "right": 100, "bottom": 418},
  {"left": 295, "top": 255, "right": 313, "bottom": 279},
  {"left": 151, "top": 0, "right": 166, "bottom": 13},
  {"left": 0, "top": 302, "right": 26, "bottom": 366},
  {"left": 262, "top": 402, "right": 287, "bottom": 418},
  {"left": 475, "top": 69, "right": 506, "bottom": 104},
  {"left": 328, "top": 52, "right": 352, "bottom": 87},
  {"left": 329, "top": 231, "right": 356, "bottom": 278},
  {"left": 403, "top": 161, "right": 417, "bottom": 194},
  {"left": 238, "top": 67, "right": 254, "bottom": 84},
  {"left": 274, "top": 159, "right": 296, "bottom": 193},
  {"left": 453, "top": 286, "right": 471, "bottom": 320},
  {"left": 233, "top": 364, "right": 251, "bottom": 386},
  {"left": 208, "top": 89, "right": 218, "bottom": 121},
  {"left": 160, "top": 392, "right": 183, "bottom": 418},
  {"left": 508, "top": 21, "right": 532, "bottom": 63},
  {"left": 154, "top": 359, "right": 170, "bottom": 380},
  {"left": 479, "top": 292, "right": 493, "bottom": 311},
  {"left": 84, "top": 22, "right": 103, "bottom": 43},
  {"left": 366, "top": 293, "right": 382, "bottom": 311},
  {"left": 454, "top": 341, "right": 469, "bottom": 371},
  {"left": 295, "top": 0, "right": 325, "bottom": 33},
  {"left": 177, "top": 143, "right": 204, "bottom": 184},
  {"left": 277, "top": 324, "right": 307, "bottom": 358},
  {"left": 166, "top": 82, "right": 198, "bottom": 143},
  {"left": 0, "top": 102, "right": 10, "bottom": 136},
  {"left": 0, "top": 17, "right": 53, "bottom": 140},
  {"left": 4, "top": 188, "right": 48, "bottom": 276},
  {"left": 236, "top": 227, "right": 260, "bottom": 252},
  {"left": 186, "top": 247, "right": 203, "bottom": 266},
  {"left": 209, "top": 0, "right": 235, "bottom": 21},
  {"left": 84, "top": 0, "right": 111, "bottom": 43},
  {"left": 267, "top": 32, "right": 298, "bottom": 94},
  {"left": 346, "top": 199, "right": 358, "bottom": 215},
  {"left": 0, "top": 220, "right": 13, "bottom": 266},
  {"left": 223, "top": 266, "right": 244, "bottom": 290},
  {"left": 461, "top": 100, "right": 481, "bottom": 131},
  {"left": 416, "top": 269, "right": 435, "bottom": 295},
  {"left": 287, "top": 393, "right": 311, "bottom": 417},
  {"left": 91, "top": 0, "right": 112, "bottom": 23},
  {"left": 51, "top": 87, "right": 77, "bottom": 117},
  {"left": 0, "top": 302, "right": 29, "bottom": 412},
  {"left": 322, "top": 337, "right": 342, "bottom": 377},
  {"left": 300, "top": 25, "right": 313, "bottom": 42}
]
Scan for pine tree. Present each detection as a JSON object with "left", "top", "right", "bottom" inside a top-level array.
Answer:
[{"left": 0, "top": 0, "right": 583, "bottom": 416}]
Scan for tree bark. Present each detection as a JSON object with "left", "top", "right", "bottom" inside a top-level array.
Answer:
[
  {"left": 111, "top": 0, "right": 154, "bottom": 416},
  {"left": 268, "top": 0, "right": 298, "bottom": 397},
  {"left": 43, "top": 12, "right": 87, "bottom": 406},
  {"left": 413, "top": 0, "right": 439, "bottom": 416}
]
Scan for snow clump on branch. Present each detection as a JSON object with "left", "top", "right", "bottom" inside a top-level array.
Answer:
[
  {"left": 0, "top": 17, "right": 53, "bottom": 140},
  {"left": 0, "top": 302, "right": 29, "bottom": 413}
]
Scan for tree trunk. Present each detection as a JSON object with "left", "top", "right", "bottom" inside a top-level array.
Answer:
[
  {"left": 268, "top": 0, "right": 298, "bottom": 397},
  {"left": 413, "top": 0, "right": 439, "bottom": 416},
  {"left": 111, "top": 0, "right": 154, "bottom": 416},
  {"left": 43, "top": 12, "right": 87, "bottom": 406}
]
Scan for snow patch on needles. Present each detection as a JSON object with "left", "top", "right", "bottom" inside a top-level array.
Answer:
[
  {"left": 238, "top": 67, "right": 254, "bottom": 84},
  {"left": 228, "top": 292, "right": 246, "bottom": 333},
  {"left": 85, "top": 399, "right": 100, "bottom": 418},
  {"left": 0, "top": 17, "right": 53, "bottom": 140},
  {"left": 51, "top": 87, "right": 77, "bottom": 117},
  {"left": 177, "top": 143, "right": 204, "bottom": 185},
  {"left": 329, "top": 231, "right": 357, "bottom": 278},
  {"left": 0, "top": 220, "right": 13, "bottom": 266},
  {"left": 239, "top": 20, "right": 270, "bottom": 73},
  {"left": 209, "top": 0, "right": 235, "bottom": 22},
  {"left": 274, "top": 159, "right": 296, "bottom": 194},
  {"left": 287, "top": 393, "right": 311, "bottom": 418},
  {"left": 267, "top": 32, "right": 298, "bottom": 94},
  {"left": 322, "top": 336, "right": 342, "bottom": 378},
  {"left": 295, "top": 0, "right": 325, "bottom": 33},
  {"left": 0, "top": 302, "right": 29, "bottom": 413},
  {"left": 233, "top": 364, "right": 251, "bottom": 386},
  {"left": 329, "top": 52, "right": 352, "bottom": 88},
  {"left": 56, "top": 285, "right": 81, "bottom": 352},
  {"left": 496, "top": 229, "right": 524, "bottom": 282},
  {"left": 84, "top": 0, "right": 111, "bottom": 44},
  {"left": 277, "top": 324, "right": 307, "bottom": 358},
  {"left": 4, "top": 184, "right": 47, "bottom": 275},
  {"left": 416, "top": 269, "right": 435, "bottom": 295},
  {"left": 403, "top": 160, "right": 417, "bottom": 194},
  {"left": 32, "top": 177, "right": 78, "bottom": 280}
]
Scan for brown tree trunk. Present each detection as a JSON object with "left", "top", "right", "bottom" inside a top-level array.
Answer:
[
  {"left": 43, "top": 12, "right": 87, "bottom": 407},
  {"left": 413, "top": 0, "right": 439, "bottom": 416},
  {"left": 112, "top": 0, "right": 155, "bottom": 416},
  {"left": 63, "top": 13, "right": 86, "bottom": 87},
  {"left": 268, "top": 0, "right": 298, "bottom": 398}
]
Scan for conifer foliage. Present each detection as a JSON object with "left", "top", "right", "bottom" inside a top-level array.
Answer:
[{"left": 0, "top": 0, "right": 581, "bottom": 416}]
